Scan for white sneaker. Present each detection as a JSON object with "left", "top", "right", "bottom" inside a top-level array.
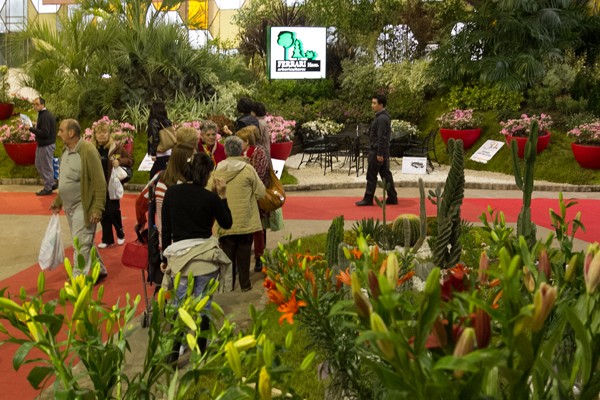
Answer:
[
  {"left": 117, "top": 237, "right": 125, "bottom": 246},
  {"left": 98, "top": 243, "right": 108, "bottom": 249}
]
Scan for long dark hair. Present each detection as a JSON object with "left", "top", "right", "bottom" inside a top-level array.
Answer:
[
  {"left": 185, "top": 152, "right": 214, "bottom": 187},
  {"left": 149, "top": 101, "right": 168, "bottom": 121}
]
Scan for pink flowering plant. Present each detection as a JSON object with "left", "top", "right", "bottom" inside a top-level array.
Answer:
[
  {"left": 0, "top": 118, "right": 36, "bottom": 143},
  {"left": 567, "top": 121, "right": 600, "bottom": 146},
  {"left": 265, "top": 114, "right": 296, "bottom": 143},
  {"left": 437, "top": 109, "right": 480, "bottom": 130},
  {"left": 84, "top": 116, "right": 135, "bottom": 144},
  {"left": 500, "top": 113, "right": 553, "bottom": 137}
]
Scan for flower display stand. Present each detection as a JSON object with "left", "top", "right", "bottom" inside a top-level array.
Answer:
[
  {"left": 439, "top": 128, "right": 481, "bottom": 149},
  {"left": 506, "top": 131, "right": 551, "bottom": 158},
  {"left": 571, "top": 143, "right": 600, "bottom": 169},
  {"left": 0, "top": 103, "right": 14, "bottom": 121},
  {"left": 3, "top": 142, "right": 37, "bottom": 165},
  {"left": 270, "top": 141, "right": 293, "bottom": 160}
]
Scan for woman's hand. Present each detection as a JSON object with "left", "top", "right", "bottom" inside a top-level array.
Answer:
[
  {"left": 112, "top": 159, "right": 120, "bottom": 168},
  {"left": 213, "top": 177, "right": 227, "bottom": 199},
  {"left": 222, "top": 125, "right": 233, "bottom": 136}
]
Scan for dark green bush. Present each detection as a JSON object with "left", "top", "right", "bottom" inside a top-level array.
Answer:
[{"left": 446, "top": 85, "right": 524, "bottom": 111}]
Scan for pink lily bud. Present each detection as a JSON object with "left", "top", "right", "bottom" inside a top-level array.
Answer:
[
  {"left": 537, "top": 249, "right": 551, "bottom": 280},
  {"left": 565, "top": 254, "right": 578, "bottom": 283},
  {"left": 530, "top": 283, "right": 557, "bottom": 332},
  {"left": 368, "top": 270, "right": 380, "bottom": 300},
  {"left": 473, "top": 308, "right": 491, "bottom": 349},
  {"left": 523, "top": 267, "right": 535, "bottom": 292},
  {"left": 478, "top": 251, "right": 489, "bottom": 285}
]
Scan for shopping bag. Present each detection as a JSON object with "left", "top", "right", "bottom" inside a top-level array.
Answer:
[
  {"left": 267, "top": 208, "right": 284, "bottom": 231},
  {"left": 121, "top": 240, "right": 148, "bottom": 270},
  {"left": 108, "top": 168, "right": 124, "bottom": 200},
  {"left": 258, "top": 165, "right": 286, "bottom": 212},
  {"left": 38, "top": 214, "right": 64, "bottom": 271}
]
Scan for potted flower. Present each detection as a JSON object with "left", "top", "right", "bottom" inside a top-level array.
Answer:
[
  {"left": 500, "top": 113, "right": 553, "bottom": 158},
  {"left": 0, "top": 117, "right": 37, "bottom": 165},
  {"left": 265, "top": 114, "right": 296, "bottom": 160},
  {"left": 301, "top": 118, "right": 344, "bottom": 139},
  {"left": 0, "top": 66, "right": 14, "bottom": 120},
  {"left": 84, "top": 116, "right": 136, "bottom": 154},
  {"left": 567, "top": 121, "right": 600, "bottom": 169},
  {"left": 437, "top": 109, "right": 482, "bottom": 149}
]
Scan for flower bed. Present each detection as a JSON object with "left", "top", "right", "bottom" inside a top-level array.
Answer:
[
  {"left": 0, "top": 117, "right": 35, "bottom": 144},
  {"left": 567, "top": 120, "right": 600, "bottom": 146},
  {"left": 437, "top": 109, "right": 480, "bottom": 130},
  {"left": 500, "top": 113, "right": 553, "bottom": 137},
  {"left": 265, "top": 114, "right": 296, "bottom": 143}
]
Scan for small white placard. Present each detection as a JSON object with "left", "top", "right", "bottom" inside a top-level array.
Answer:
[
  {"left": 138, "top": 153, "right": 154, "bottom": 172},
  {"left": 20, "top": 114, "right": 32, "bottom": 127},
  {"left": 271, "top": 158, "right": 285, "bottom": 179},
  {"left": 401, "top": 157, "right": 428, "bottom": 174},
  {"left": 470, "top": 140, "right": 505, "bottom": 164}
]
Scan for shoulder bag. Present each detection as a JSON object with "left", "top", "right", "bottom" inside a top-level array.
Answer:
[
  {"left": 258, "top": 165, "right": 286, "bottom": 212},
  {"left": 157, "top": 123, "right": 176, "bottom": 153}
]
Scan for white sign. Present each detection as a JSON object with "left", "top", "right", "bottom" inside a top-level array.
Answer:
[
  {"left": 138, "top": 153, "right": 154, "bottom": 172},
  {"left": 401, "top": 157, "right": 428, "bottom": 175},
  {"left": 269, "top": 27, "right": 327, "bottom": 79},
  {"left": 470, "top": 140, "right": 505, "bottom": 164},
  {"left": 271, "top": 158, "right": 285, "bottom": 179}
]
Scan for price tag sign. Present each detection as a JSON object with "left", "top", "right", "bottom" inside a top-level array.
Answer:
[
  {"left": 401, "top": 157, "right": 428, "bottom": 174},
  {"left": 470, "top": 140, "right": 505, "bottom": 164}
]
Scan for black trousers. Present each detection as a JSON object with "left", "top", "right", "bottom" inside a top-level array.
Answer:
[
  {"left": 363, "top": 152, "right": 397, "bottom": 201},
  {"left": 150, "top": 155, "right": 169, "bottom": 178},
  {"left": 101, "top": 196, "right": 124, "bottom": 245},
  {"left": 220, "top": 234, "right": 253, "bottom": 291}
]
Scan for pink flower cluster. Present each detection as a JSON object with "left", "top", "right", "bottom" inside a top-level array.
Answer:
[
  {"left": 265, "top": 114, "right": 296, "bottom": 143},
  {"left": 500, "top": 114, "right": 553, "bottom": 137},
  {"left": 567, "top": 121, "right": 600, "bottom": 146},
  {"left": 0, "top": 120, "right": 36, "bottom": 143},
  {"left": 84, "top": 116, "right": 136, "bottom": 144},
  {"left": 438, "top": 109, "right": 478, "bottom": 130}
]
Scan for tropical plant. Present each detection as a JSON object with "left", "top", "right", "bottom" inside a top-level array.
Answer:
[
  {"left": 0, "top": 65, "right": 11, "bottom": 103},
  {"left": 567, "top": 120, "right": 600, "bottom": 146},
  {"left": 437, "top": 109, "right": 480, "bottom": 130},
  {"left": 500, "top": 114, "right": 553, "bottom": 137},
  {"left": 265, "top": 114, "right": 296, "bottom": 143},
  {"left": 0, "top": 117, "right": 35, "bottom": 143}
]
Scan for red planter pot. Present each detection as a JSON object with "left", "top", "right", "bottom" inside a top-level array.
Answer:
[
  {"left": 506, "top": 131, "right": 551, "bottom": 158},
  {"left": 571, "top": 143, "right": 600, "bottom": 169},
  {"left": 122, "top": 141, "right": 133, "bottom": 155},
  {"left": 3, "top": 141, "right": 38, "bottom": 165},
  {"left": 0, "top": 103, "right": 14, "bottom": 121},
  {"left": 270, "top": 141, "right": 293, "bottom": 160},
  {"left": 440, "top": 128, "right": 481, "bottom": 149}
]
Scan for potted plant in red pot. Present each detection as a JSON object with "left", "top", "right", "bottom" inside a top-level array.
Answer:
[
  {"left": 0, "top": 66, "right": 14, "bottom": 121},
  {"left": 500, "top": 113, "right": 553, "bottom": 158},
  {"left": 84, "top": 116, "right": 136, "bottom": 155},
  {"left": 0, "top": 117, "right": 37, "bottom": 165},
  {"left": 437, "top": 109, "right": 482, "bottom": 149},
  {"left": 567, "top": 120, "right": 600, "bottom": 169},
  {"left": 266, "top": 114, "right": 296, "bottom": 160}
]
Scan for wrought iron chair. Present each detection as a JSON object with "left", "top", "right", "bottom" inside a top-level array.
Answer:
[{"left": 403, "top": 129, "right": 440, "bottom": 173}]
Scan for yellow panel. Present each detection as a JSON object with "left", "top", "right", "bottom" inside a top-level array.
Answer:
[
  {"left": 152, "top": 1, "right": 181, "bottom": 11},
  {"left": 188, "top": 0, "right": 207, "bottom": 29}
]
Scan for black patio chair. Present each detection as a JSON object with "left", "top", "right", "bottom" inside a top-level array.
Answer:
[{"left": 403, "top": 129, "right": 440, "bottom": 173}]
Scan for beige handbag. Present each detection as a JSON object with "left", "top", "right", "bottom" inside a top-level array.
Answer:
[
  {"left": 157, "top": 124, "right": 176, "bottom": 153},
  {"left": 258, "top": 166, "right": 286, "bottom": 212}
]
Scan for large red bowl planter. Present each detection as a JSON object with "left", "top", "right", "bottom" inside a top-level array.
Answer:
[
  {"left": 440, "top": 128, "right": 481, "bottom": 149},
  {"left": 122, "top": 141, "right": 134, "bottom": 155},
  {"left": 571, "top": 143, "right": 600, "bottom": 169},
  {"left": 270, "top": 141, "right": 293, "bottom": 160},
  {"left": 0, "top": 103, "right": 14, "bottom": 121},
  {"left": 3, "top": 141, "right": 37, "bottom": 165},
  {"left": 505, "top": 131, "right": 551, "bottom": 158}
]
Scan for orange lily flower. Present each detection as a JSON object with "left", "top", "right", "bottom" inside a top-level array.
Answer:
[
  {"left": 350, "top": 247, "right": 362, "bottom": 260},
  {"left": 263, "top": 278, "right": 277, "bottom": 291},
  {"left": 267, "top": 289, "right": 286, "bottom": 306},
  {"left": 336, "top": 268, "right": 352, "bottom": 287},
  {"left": 277, "top": 289, "right": 307, "bottom": 325},
  {"left": 398, "top": 271, "right": 415, "bottom": 286}
]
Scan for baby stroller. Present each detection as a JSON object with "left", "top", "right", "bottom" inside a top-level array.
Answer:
[{"left": 122, "top": 179, "right": 163, "bottom": 327}]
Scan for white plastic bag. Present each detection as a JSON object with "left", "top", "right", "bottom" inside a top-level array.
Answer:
[
  {"left": 108, "top": 167, "right": 124, "bottom": 200},
  {"left": 114, "top": 166, "right": 128, "bottom": 181},
  {"left": 38, "top": 214, "right": 64, "bottom": 271}
]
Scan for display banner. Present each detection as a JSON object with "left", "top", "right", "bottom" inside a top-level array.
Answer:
[{"left": 268, "top": 27, "right": 327, "bottom": 79}]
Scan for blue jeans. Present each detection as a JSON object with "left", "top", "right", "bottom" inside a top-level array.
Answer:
[{"left": 174, "top": 270, "right": 219, "bottom": 313}]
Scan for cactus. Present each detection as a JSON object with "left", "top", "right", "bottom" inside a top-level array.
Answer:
[
  {"left": 392, "top": 214, "right": 420, "bottom": 247},
  {"left": 412, "top": 178, "right": 428, "bottom": 252},
  {"left": 429, "top": 139, "right": 465, "bottom": 269},
  {"left": 326, "top": 215, "right": 345, "bottom": 267},
  {"left": 510, "top": 120, "right": 538, "bottom": 247}
]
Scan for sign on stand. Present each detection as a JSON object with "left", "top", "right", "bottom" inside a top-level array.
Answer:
[
  {"left": 271, "top": 158, "right": 286, "bottom": 179},
  {"left": 401, "top": 157, "right": 428, "bottom": 175},
  {"left": 470, "top": 140, "right": 505, "bottom": 164}
]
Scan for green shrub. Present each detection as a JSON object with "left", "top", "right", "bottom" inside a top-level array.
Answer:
[{"left": 446, "top": 84, "right": 524, "bottom": 111}]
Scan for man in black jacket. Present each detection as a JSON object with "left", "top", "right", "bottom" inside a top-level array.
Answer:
[
  {"left": 356, "top": 94, "right": 398, "bottom": 206},
  {"left": 30, "top": 97, "right": 57, "bottom": 196}
]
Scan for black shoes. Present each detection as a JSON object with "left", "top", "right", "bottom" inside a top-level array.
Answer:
[
  {"left": 385, "top": 198, "right": 398, "bottom": 205},
  {"left": 254, "top": 258, "right": 263, "bottom": 272},
  {"left": 241, "top": 286, "right": 252, "bottom": 292},
  {"left": 52, "top": 183, "right": 58, "bottom": 190},
  {"left": 355, "top": 199, "right": 374, "bottom": 206},
  {"left": 36, "top": 188, "right": 53, "bottom": 196}
]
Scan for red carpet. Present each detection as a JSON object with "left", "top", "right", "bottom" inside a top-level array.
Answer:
[{"left": 0, "top": 191, "right": 598, "bottom": 398}]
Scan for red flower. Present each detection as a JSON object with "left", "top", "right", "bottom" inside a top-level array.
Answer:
[{"left": 441, "top": 263, "right": 469, "bottom": 301}]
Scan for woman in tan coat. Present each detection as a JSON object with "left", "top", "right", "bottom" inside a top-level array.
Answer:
[{"left": 211, "top": 136, "right": 265, "bottom": 291}]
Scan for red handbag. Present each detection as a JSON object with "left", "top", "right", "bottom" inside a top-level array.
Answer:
[{"left": 121, "top": 240, "right": 148, "bottom": 270}]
